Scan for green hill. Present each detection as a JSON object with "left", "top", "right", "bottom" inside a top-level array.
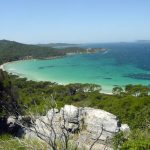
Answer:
[
  {"left": 0, "top": 40, "right": 103, "bottom": 65},
  {"left": 0, "top": 40, "right": 65, "bottom": 64}
]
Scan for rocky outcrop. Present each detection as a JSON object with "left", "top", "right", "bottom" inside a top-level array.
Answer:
[{"left": 7, "top": 105, "right": 130, "bottom": 149}]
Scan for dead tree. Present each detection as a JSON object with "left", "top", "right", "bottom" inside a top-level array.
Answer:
[{"left": 12, "top": 95, "right": 74, "bottom": 150}]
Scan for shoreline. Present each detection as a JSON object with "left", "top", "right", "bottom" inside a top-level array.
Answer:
[
  {"left": 0, "top": 49, "right": 106, "bottom": 71},
  {"left": 0, "top": 64, "right": 4, "bottom": 71},
  {"left": 0, "top": 57, "right": 113, "bottom": 95},
  {"left": 0, "top": 55, "right": 66, "bottom": 71}
]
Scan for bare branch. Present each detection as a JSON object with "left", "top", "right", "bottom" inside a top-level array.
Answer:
[{"left": 89, "top": 125, "right": 104, "bottom": 150}]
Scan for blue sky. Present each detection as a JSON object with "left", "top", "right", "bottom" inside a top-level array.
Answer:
[{"left": 0, "top": 0, "right": 150, "bottom": 43}]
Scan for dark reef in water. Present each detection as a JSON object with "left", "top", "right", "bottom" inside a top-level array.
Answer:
[
  {"left": 38, "top": 65, "right": 55, "bottom": 69},
  {"left": 70, "top": 64, "right": 79, "bottom": 67},
  {"left": 123, "top": 73, "right": 150, "bottom": 80},
  {"left": 93, "top": 76, "right": 112, "bottom": 80},
  {"left": 113, "top": 85, "right": 119, "bottom": 87},
  {"left": 104, "top": 77, "right": 112, "bottom": 80}
]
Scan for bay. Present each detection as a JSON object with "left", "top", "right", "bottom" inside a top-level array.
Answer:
[{"left": 4, "top": 43, "right": 150, "bottom": 93}]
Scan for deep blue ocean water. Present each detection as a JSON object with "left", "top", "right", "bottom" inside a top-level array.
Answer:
[{"left": 81, "top": 43, "right": 150, "bottom": 71}]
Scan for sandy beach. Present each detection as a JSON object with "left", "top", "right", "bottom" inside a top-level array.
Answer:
[
  {"left": 1, "top": 59, "right": 114, "bottom": 95},
  {"left": 0, "top": 64, "right": 4, "bottom": 71}
]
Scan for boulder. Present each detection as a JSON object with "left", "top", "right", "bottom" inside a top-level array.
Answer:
[
  {"left": 19, "top": 105, "right": 129, "bottom": 149},
  {"left": 82, "top": 107, "right": 120, "bottom": 140},
  {"left": 60, "top": 105, "right": 79, "bottom": 123},
  {"left": 120, "top": 124, "right": 130, "bottom": 133},
  {"left": 47, "top": 108, "right": 59, "bottom": 118},
  {"left": 7, "top": 116, "right": 16, "bottom": 128}
]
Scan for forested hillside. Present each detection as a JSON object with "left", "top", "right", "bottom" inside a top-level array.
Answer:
[
  {"left": 0, "top": 70, "right": 21, "bottom": 117},
  {"left": 0, "top": 40, "right": 65, "bottom": 64},
  {"left": 0, "top": 40, "right": 104, "bottom": 65}
]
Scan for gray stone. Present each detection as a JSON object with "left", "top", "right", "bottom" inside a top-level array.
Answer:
[
  {"left": 60, "top": 105, "right": 79, "bottom": 123},
  {"left": 19, "top": 105, "right": 129, "bottom": 149},
  {"left": 82, "top": 107, "right": 120, "bottom": 141},
  {"left": 7, "top": 116, "right": 16, "bottom": 127},
  {"left": 120, "top": 124, "right": 130, "bottom": 133}
]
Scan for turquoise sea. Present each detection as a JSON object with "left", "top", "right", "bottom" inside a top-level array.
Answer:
[{"left": 3, "top": 43, "right": 150, "bottom": 93}]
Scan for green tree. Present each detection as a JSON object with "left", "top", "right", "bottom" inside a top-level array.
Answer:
[
  {"left": 125, "top": 84, "right": 149, "bottom": 97},
  {"left": 112, "top": 86, "right": 123, "bottom": 96}
]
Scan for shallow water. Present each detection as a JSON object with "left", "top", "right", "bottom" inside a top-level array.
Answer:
[{"left": 4, "top": 43, "right": 150, "bottom": 93}]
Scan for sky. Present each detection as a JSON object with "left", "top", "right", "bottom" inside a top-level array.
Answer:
[{"left": 0, "top": 0, "right": 150, "bottom": 44}]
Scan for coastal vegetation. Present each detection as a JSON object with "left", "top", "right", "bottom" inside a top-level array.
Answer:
[
  {"left": 0, "top": 69, "right": 150, "bottom": 149},
  {"left": 8, "top": 74, "right": 150, "bottom": 130},
  {"left": 0, "top": 40, "right": 64, "bottom": 64}
]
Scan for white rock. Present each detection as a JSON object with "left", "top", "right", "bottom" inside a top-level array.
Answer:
[
  {"left": 83, "top": 107, "right": 119, "bottom": 132},
  {"left": 21, "top": 105, "right": 129, "bottom": 149},
  {"left": 7, "top": 116, "right": 16, "bottom": 127},
  {"left": 120, "top": 124, "right": 130, "bottom": 132},
  {"left": 61, "top": 105, "right": 79, "bottom": 123},
  {"left": 47, "top": 108, "right": 59, "bottom": 117}
]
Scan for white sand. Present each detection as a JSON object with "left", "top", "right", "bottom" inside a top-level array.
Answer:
[
  {"left": 0, "top": 64, "right": 4, "bottom": 71},
  {"left": 0, "top": 60, "right": 113, "bottom": 95}
]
